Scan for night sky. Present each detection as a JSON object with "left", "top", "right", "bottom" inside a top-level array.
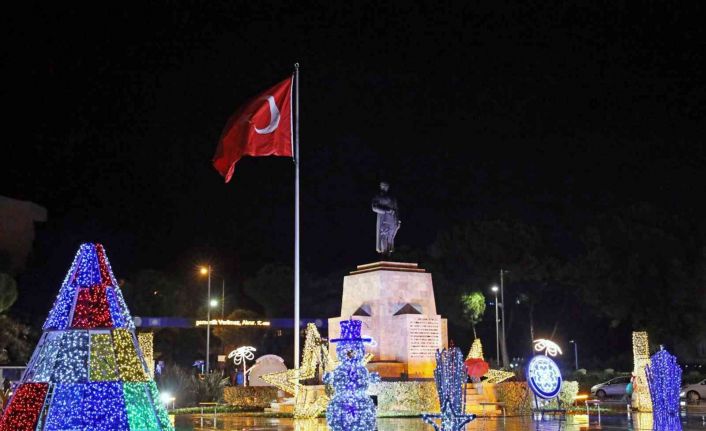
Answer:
[{"left": 3, "top": 2, "right": 705, "bottom": 344}]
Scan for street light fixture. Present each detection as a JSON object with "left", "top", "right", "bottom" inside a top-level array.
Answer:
[
  {"left": 491, "top": 285, "right": 499, "bottom": 367},
  {"left": 210, "top": 299, "right": 219, "bottom": 308}
]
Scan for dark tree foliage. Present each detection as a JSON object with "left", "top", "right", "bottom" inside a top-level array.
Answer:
[
  {"left": 569, "top": 204, "right": 704, "bottom": 351},
  {"left": 0, "top": 273, "right": 32, "bottom": 364},
  {"left": 422, "top": 205, "right": 706, "bottom": 367}
]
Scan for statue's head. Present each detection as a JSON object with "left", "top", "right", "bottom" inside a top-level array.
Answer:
[{"left": 379, "top": 182, "right": 390, "bottom": 192}]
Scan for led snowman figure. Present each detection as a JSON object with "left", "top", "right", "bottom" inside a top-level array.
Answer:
[{"left": 325, "top": 319, "right": 380, "bottom": 431}]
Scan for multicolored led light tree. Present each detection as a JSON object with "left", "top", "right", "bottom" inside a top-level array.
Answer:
[
  {"left": 0, "top": 243, "right": 173, "bottom": 431},
  {"left": 645, "top": 348, "right": 682, "bottom": 429},
  {"left": 422, "top": 348, "right": 476, "bottom": 431},
  {"left": 324, "top": 319, "right": 379, "bottom": 431}
]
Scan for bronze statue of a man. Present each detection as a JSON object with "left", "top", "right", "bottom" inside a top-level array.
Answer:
[{"left": 372, "top": 182, "right": 401, "bottom": 256}]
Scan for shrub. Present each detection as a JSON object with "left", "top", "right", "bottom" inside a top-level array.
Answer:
[
  {"left": 496, "top": 382, "right": 531, "bottom": 415},
  {"left": 157, "top": 365, "right": 195, "bottom": 407},
  {"left": 223, "top": 386, "right": 278, "bottom": 408},
  {"left": 157, "top": 365, "right": 228, "bottom": 407},
  {"left": 192, "top": 373, "right": 228, "bottom": 404}
]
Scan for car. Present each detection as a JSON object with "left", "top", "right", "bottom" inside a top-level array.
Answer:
[
  {"left": 590, "top": 376, "right": 631, "bottom": 400},
  {"left": 681, "top": 379, "right": 706, "bottom": 402}
]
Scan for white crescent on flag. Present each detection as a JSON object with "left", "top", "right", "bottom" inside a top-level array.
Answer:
[{"left": 254, "top": 95, "right": 280, "bottom": 135}]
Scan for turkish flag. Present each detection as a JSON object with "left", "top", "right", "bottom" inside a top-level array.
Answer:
[{"left": 213, "top": 76, "right": 294, "bottom": 182}]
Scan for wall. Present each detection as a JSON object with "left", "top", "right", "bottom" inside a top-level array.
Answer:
[
  {"left": 369, "top": 381, "right": 439, "bottom": 416},
  {"left": 223, "top": 386, "right": 279, "bottom": 408}
]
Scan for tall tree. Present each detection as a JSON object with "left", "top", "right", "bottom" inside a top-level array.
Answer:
[
  {"left": 461, "top": 291, "right": 486, "bottom": 339},
  {"left": 0, "top": 273, "right": 18, "bottom": 314}
]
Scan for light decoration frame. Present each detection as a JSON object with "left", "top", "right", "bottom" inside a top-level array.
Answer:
[
  {"left": 0, "top": 383, "right": 48, "bottom": 431},
  {"left": 51, "top": 331, "right": 90, "bottom": 383},
  {"left": 645, "top": 348, "right": 682, "bottom": 429},
  {"left": 44, "top": 382, "right": 130, "bottom": 430},
  {"left": 526, "top": 355, "right": 562, "bottom": 400},
  {"left": 533, "top": 339, "right": 563, "bottom": 357},
  {"left": 421, "top": 347, "right": 476, "bottom": 431},
  {"left": 138, "top": 332, "right": 155, "bottom": 379},
  {"left": 89, "top": 333, "right": 119, "bottom": 381},
  {"left": 228, "top": 346, "right": 257, "bottom": 387},
  {"left": 114, "top": 329, "right": 149, "bottom": 382},
  {"left": 632, "top": 331, "right": 652, "bottom": 412}
]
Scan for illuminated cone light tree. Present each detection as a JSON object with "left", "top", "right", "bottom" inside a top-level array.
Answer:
[{"left": 0, "top": 243, "right": 173, "bottom": 431}]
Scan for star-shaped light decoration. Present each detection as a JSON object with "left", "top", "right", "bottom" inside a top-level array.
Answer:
[
  {"left": 261, "top": 323, "right": 373, "bottom": 419},
  {"left": 466, "top": 339, "right": 514, "bottom": 384},
  {"left": 422, "top": 397, "right": 476, "bottom": 431}
]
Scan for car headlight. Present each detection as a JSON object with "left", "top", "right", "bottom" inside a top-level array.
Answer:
[{"left": 680, "top": 392, "right": 686, "bottom": 397}]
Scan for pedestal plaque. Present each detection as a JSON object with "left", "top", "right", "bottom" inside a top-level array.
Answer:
[{"left": 329, "top": 262, "right": 448, "bottom": 379}]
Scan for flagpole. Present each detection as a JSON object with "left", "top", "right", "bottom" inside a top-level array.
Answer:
[{"left": 294, "top": 63, "right": 301, "bottom": 370}]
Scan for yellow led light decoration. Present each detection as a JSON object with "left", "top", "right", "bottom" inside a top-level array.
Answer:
[
  {"left": 465, "top": 337, "right": 514, "bottom": 384},
  {"left": 89, "top": 333, "right": 118, "bottom": 381},
  {"left": 632, "top": 331, "right": 652, "bottom": 412},
  {"left": 484, "top": 369, "right": 515, "bottom": 384},
  {"left": 114, "top": 329, "right": 148, "bottom": 382},
  {"left": 137, "top": 332, "right": 154, "bottom": 379},
  {"left": 261, "top": 323, "right": 363, "bottom": 419},
  {"left": 467, "top": 339, "right": 484, "bottom": 360}
]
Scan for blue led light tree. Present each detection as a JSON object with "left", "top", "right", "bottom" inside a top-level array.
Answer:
[
  {"left": 645, "top": 348, "right": 682, "bottom": 429},
  {"left": 324, "top": 319, "right": 379, "bottom": 431},
  {"left": 422, "top": 347, "right": 476, "bottom": 431}
]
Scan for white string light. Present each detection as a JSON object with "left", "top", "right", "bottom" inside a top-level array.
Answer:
[{"left": 533, "top": 339, "right": 563, "bottom": 356}]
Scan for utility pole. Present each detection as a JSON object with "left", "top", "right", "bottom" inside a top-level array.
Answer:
[
  {"left": 492, "top": 285, "right": 500, "bottom": 367},
  {"left": 206, "top": 265, "right": 212, "bottom": 374},
  {"left": 500, "top": 269, "right": 509, "bottom": 368},
  {"left": 570, "top": 340, "right": 578, "bottom": 370}
]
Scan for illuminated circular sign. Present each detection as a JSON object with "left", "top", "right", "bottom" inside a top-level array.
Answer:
[{"left": 527, "top": 355, "right": 562, "bottom": 399}]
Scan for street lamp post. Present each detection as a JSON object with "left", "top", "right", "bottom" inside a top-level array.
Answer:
[
  {"left": 200, "top": 266, "right": 221, "bottom": 375},
  {"left": 200, "top": 266, "right": 213, "bottom": 374},
  {"left": 500, "top": 269, "right": 509, "bottom": 368},
  {"left": 491, "top": 285, "right": 499, "bottom": 367},
  {"left": 221, "top": 279, "right": 225, "bottom": 320},
  {"left": 569, "top": 340, "right": 578, "bottom": 370}
]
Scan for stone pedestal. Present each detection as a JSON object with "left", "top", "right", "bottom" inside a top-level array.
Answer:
[{"left": 328, "top": 262, "right": 448, "bottom": 379}]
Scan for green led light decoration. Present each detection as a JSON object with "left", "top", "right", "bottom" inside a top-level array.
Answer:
[
  {"left": 0, "top": 243, "right": 173, "bottom": 431},
  {"left": 422, "top": 348, "right": 476, "bottom": 431},
  {"left": 645, "top": 348, "right": 683, "bottom": 430}
]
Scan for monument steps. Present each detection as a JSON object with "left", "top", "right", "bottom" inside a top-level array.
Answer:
[
  {"left": 464, "top": 385, "right": 503, "bottom": 417},
  {"left": 264, "top": 397, "right": 295, "bottom": 414}
]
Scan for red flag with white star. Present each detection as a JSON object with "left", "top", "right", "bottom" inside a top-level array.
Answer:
[{"left": 212, "top": 76, "right": 294, "bottom": 182}]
